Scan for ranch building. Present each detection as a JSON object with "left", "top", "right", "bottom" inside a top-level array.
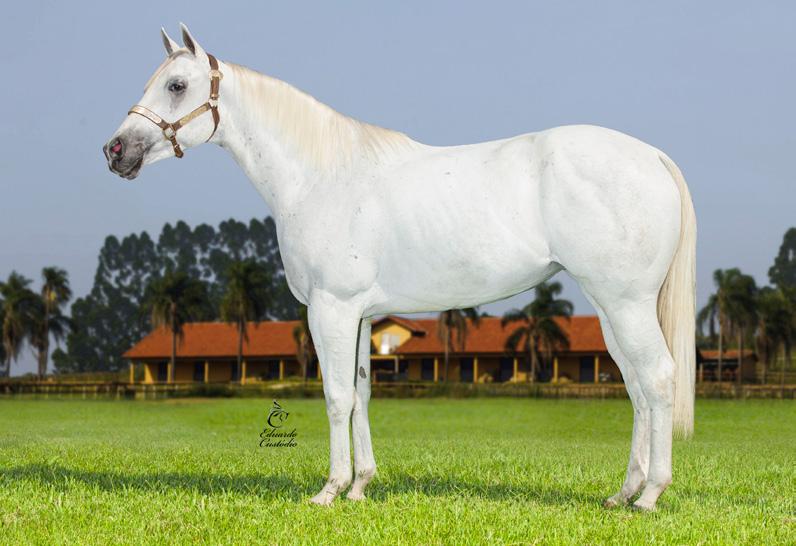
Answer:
[{"left": 123, "top": 315, "right": 757, "bottom": 385}]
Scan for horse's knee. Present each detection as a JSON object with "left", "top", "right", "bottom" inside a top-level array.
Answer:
[{"left": 326, "top": 394, "right": 354, "bottom": 423}]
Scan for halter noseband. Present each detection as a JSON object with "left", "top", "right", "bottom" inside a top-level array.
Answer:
[{"left": 128, "top": 53, "right": 223, "bottom": 158}]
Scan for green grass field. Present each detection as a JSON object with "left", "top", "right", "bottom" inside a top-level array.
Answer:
[{"left": 0, "top": 398, "right": 793, "bottom": 545}]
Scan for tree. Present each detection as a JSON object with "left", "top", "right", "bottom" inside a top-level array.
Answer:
[
  {"left": 698, "top": 269, "right": 756, "bottom": 383},
  {"left": 755, "top": 287, "right": 794, "bottom": 385},
  {"left": 724, "top": 272, "right": 757, "bottom": 386},
  {"left": 220, "top": 260, "right": 271, "bottom": 382},
  {"left": 437, "top": 308, "right": 481, "bottom": 382},
  {"left": 502, "top": 281, "right": 573, "bottom": 383},
  {"left": 293, "top": 305, "right": 314, "bottom": 384},
  {"left": 143, "top": 272, "right": 210, "bottom": 383},
  {"left": 0, "top": 307, "right": 5, "bottom": 367},
  {"left": 769, "top": 227, "right": 796, "bottom": 289},
  {"left": 29, "top": 267, "right": 72, "bottom": 378},
  {"left": 58, "top": 217, "right": 300, "bottom": 373},
  {"left": 56, "top": 232, "right": 161, "bottom": 373},
  {"left": 0, "top": 272, "right": 38, "bottom": 377}
]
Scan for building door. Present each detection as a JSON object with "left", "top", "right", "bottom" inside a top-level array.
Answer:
[
  {"left": 193, "top": 362, "right": 204, "bottom": 382},
  {"left": 306, "top": 358, "right": 318, "bottom": 380},
  {"left": 266, "top": 360, "right": 280, "bottom": 380},
  {"left": 420, "top": 358, "right": 434, "bottom": 381},
  {"left": 579, "top": 356, "right": 594, "bottom": 383},
  {"left": 498, "top": 357, "right": 514, "bottom": 382},
  {"left": 460, "top": 357, "right": 474, "bottom": 382},
  {"left": 157, "top": 362, "right": 168, "bottom": 382}
]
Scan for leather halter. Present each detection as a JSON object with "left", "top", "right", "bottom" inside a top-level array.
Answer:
[{"left": 128, "top": 54, "right": 222, "bottom": 158}]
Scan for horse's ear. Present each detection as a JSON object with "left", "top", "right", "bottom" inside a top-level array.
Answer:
[
  {"left": 160, "top": 27, "right": 180, "bottom": 55},
  {"left": 179, "top": 22, "right": 206, "bottom": 58}
]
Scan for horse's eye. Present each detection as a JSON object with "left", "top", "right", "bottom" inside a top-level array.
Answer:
[{"left": 168, "top": 81, "right": 186, "bottom": 94}]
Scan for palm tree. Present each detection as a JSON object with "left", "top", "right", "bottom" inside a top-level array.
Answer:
[
  {"left": 698, "top": 269, "right": 756, "bottom": 383},
  {"left": 723, "top": 272, "right": 757, "bottom": 386},
  {"left": 29, "top": 300, "right": 71, "bottom": 380},
  {"left": 755, "top": 287, "right": 794, "bottom": 384},
  {"left": 30, "top": 267, "right": 72, "bottom": 379},
  {"left": 143, "top": 271, "right": 209, "bottom": 383},
  {"left": 502, "top": 281, "right": 573, "bottom": 383},
  {"left": 220, "top": 260, "right": 271, "bottom": 383},
  {"left": 0, "top": 307, "right": 5, "bottom": 370},
  {"left": 0, "top": 272, "right": 38, "bottom": 377},
  {"left": 293, "top": 305, "right": 313, "bottom": 384},
  {"left": 437, "top": 308, "right": 481, "bottom": 382}
]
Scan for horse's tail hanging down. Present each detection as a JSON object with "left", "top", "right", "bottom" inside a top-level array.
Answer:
[{"left": 657, "top": 153, "right": 697, "bottom": 439}]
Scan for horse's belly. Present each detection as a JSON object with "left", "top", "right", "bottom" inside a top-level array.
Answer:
[{"left": 369, "top": 188, "right": 554, "bottom": 312}]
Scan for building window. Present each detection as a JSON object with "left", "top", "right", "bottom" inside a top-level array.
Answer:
[
  {"left": 421, "top": 358, "right": 434, "bottom": 381},
  {"left": 193, "top": 362, "right": 204, "bottom": 382},
  {"left": 379, "top": 333, "right": 401, "bottom": 355}
]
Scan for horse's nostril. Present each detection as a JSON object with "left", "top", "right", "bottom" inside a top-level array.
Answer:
[{"left": 110, "top": 139, "right": 123, "bottom": 157}]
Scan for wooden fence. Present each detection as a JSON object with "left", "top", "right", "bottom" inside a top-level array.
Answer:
[{"left": 0, "top": 380, "right": 794, "bottom": 399}]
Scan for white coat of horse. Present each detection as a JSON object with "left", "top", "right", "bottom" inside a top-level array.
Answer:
[{"left": 105, "top": 25, "right": 696, "bottom": 511}]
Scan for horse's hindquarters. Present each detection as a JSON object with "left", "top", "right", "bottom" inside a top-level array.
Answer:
[{"left": 538, "top": 125, "right": 682, "bottom": 300}]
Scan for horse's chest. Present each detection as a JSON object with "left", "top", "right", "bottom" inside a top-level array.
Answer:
[{"left": 278, "top": 207, "right": 379, "bottom": 302}]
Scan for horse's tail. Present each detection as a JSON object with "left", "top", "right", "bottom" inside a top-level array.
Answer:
[{"left": 657, "top": 153, "right": 697, "bottom": 439}]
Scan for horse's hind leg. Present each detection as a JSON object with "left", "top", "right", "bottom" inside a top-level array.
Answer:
[
  {"left": 585, "top": 294, "right": 651, "bottom": 507},
  {"left": 588, "top": 296, "right": 675, "bottom": 511},
  {"left": 347, "top": 318, "right": 377, "bottom": 500}
]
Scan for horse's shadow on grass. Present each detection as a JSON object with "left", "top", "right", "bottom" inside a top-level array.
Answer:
[{"left": 0, "top": 464, "right": 602, "bottom": 506}]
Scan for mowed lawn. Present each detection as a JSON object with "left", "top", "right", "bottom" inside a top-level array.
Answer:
[{"left": 0, "top": 398, "right": 793, "bottom": 545}]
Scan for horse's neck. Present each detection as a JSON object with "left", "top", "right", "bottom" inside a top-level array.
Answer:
[{"left": 217, "top": 63, "right": 420, "bottom": 219}]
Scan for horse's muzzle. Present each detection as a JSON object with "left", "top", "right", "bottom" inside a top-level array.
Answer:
[{"left": 103, "top": 135, "right": 144, "bottom": 180}]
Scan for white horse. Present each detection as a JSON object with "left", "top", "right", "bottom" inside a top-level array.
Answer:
[{"left": 105, "top": 25, "right": 696, "bottom": 511}]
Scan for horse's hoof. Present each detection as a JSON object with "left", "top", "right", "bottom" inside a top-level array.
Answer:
[
  {"left": 308, "top": 491, "right": 336, "bottom": 506},
  {"left": 631, "top": 499, "right": 656, "bottom": 512},
  {"left": 602, "top": 495, "right": 627, "bottom": 509},
  {"left": 346, "top": 489, "right": 366, "bottom": 501}
]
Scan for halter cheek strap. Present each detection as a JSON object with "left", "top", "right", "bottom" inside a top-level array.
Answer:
[{"left": 128, "top": 53, "right": 222, "bottom": 159}]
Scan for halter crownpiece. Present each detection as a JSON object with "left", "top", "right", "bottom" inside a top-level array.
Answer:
[{"left": 128, "top": 53, "right": 222, "bottom": 158}]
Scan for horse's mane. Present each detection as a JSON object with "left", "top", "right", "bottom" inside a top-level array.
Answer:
[{"left": 228, "top": 63, "right": 419, "bottom": 171}]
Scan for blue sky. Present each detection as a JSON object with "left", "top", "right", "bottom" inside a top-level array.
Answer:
[{"left": 1, "top": 1, "right": 794, "bottom": 374}]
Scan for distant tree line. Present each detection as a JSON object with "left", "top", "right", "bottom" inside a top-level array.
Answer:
[
  {"left": 49, "top": 217, "right": 299, "bottom": 374},
  {"left": 697, "top": 227, "right": 796, "bottom": 385}
]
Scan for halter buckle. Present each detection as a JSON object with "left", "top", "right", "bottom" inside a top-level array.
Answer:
[
  {"left": 209, "top": 69, "right": 223, "bottom": 81},
  {"left": 163, "top": 126, "right": 176, "bottom": 139}
]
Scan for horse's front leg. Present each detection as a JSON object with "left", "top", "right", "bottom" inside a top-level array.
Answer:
[
  {"left": 347, "top": 317, "right": 377, "bottom": 500},
  {"left": 307, "top": 291, "right": 362, "bottom": 506}
]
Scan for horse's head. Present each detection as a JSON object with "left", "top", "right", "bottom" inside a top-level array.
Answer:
[{"left": 103, "top": 24, "right": 222, "bottom": 180}]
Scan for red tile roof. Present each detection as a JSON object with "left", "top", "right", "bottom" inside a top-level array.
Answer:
[
  {"left": 699, "top": 349, "right": 755, "bottom": 361},
  {"left": 393, "top": 315, "right": 607, "bottom": 355},
  {"left": 123, "top": 321, "right": 300, "bottom": 360},
  {"left": 372, "top": 315, "right": 426, "bottom": 333},
  {"left": 123, "top": 315, "right": 608, "bottom": 360}
]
